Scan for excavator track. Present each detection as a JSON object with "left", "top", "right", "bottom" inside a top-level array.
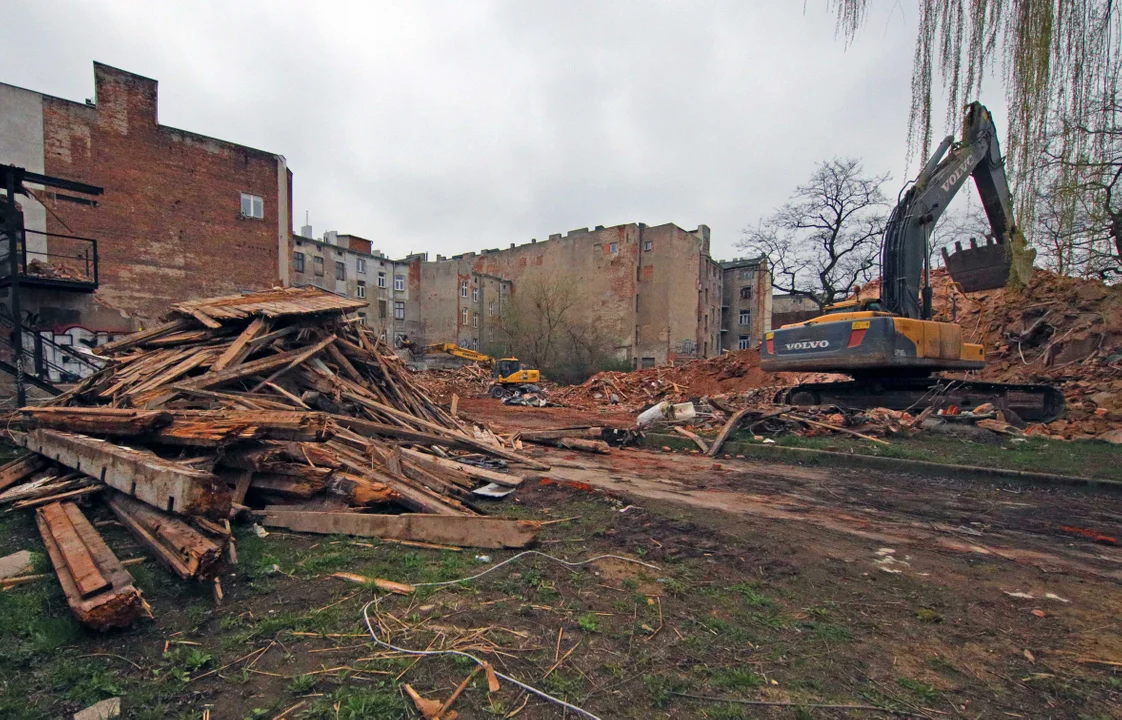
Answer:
[{"left": 774, "top": 376, "right": 1065, "bottom": 423}]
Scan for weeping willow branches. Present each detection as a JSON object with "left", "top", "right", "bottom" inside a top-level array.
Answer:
[{"left": 828, "top": 0, "right": 1122, "bottom": 247}]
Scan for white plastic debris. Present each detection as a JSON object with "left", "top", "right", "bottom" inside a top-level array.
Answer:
[
  {"left": 636, "top": 401, "right": 697, "bottom": 427},
  {"left": 252, "top": 523, "right": 269, "bottom": 538}
]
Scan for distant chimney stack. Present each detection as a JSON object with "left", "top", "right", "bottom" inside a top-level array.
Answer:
[{"left": 300, "top": 224, "right": 312, "bottom": 238}]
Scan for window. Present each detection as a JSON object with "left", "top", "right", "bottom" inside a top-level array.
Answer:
[
  {"left": 393, "top": 301, "right": 405, "bottom": 320},
  {"left": 472, "top": 313, "right": 478, "bottom": 328},
  {"left": 739, "top": 286, "right": 752, "bottom": 300},
  {"left": 394, "top": 274, "right": 405, "bottom": 291},
  {"left": 356, "top": 280, "right": 366, "bottom": 299},
  {"left": 488, "top": 327, "right": 494, "bottom": 340},
  {"left": 488, "top": 301, "right": 495, "bottom": 317},
  {"left": 335, "top": 261, "right": 346, "bottom": 280},
  {"left": 377, "top": 271, "right": 386, "bottom": 288},
  {"left": 739, "top": 310, "right": 751, "bottom": 325},
  {"left": 472, "top": 286, "right": 479, "bottom": 302},
  {"left": 643, "top": 240, "right": 652, "bottom": 251},
  {"left": 460, "top": 280, "right": 469, "bottom": 298},
  {"left": 461, "top": 308, "right": 469, "bottom": 326},
  {"left": 356, "top": 258, "right": 366, "bottom": 274},
  {"left": 313, "top": 256, "right": 324, "bottom": 276},
  {"left": 738, "top": 336, "right": 752, "bottom": 350},
  {"left": 609, "top": 242, "right": 619, "bottom": 254},
  {"left": 640, "top": 357, "right": 656, "bottom": 369},
  {"left": 240, "top": 193, "right": 264, "bottom": 219},
  {"left": 358, "top": 311, "right": 367, "bottom": 321},
  {"left": 293, "top": 252, "right": 305, "bottom": 273},
  {"left": 378, "top": 300, "right": 387, "bottom": 319}
]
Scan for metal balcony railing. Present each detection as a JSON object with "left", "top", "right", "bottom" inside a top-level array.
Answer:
[{"left": 0, "top": 227, "right": 98, "bottom": 291}]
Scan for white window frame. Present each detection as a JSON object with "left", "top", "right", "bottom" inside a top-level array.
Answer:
[
  {"left": 356, "top": 281, "right": 366, "bottom": 299},
  {"left": 472, "top": 286, "right": 479, "bottom": 302},
  {"left": 356, "top": 258, "right": 366, "bottom": 274},
  {"left": 377, "top": 271, "right": 386, "bottom": 288},
  {"left": 461, "top": 308, "right": 469, "bottom": 326},
  {"left": 472, "top": 313, "right": 478, "bottom": 328},
  {"left": 240, "top": 193, "right": 264, "bottom": 219},
  {"left": 335, "top": 261, "right": 346, "bottom": 281},
  {"left": 738, "top": 336, "right": 752, "bottom": 350},
  {"left": 488, "top": 301, "right": 495, "bottom": 317},
  {"left": 643, "top": 240, "right": 652, "bottom": 251},
  {"left": 609, "top": 242, "right": 619, "bottom": 254},
  {"left": 293, "top": 252, "right": 305, "bottom": 273},
  {"left": 460, "top": 280, "right": 469, "bottom": 298},
  {"left": 739, "top": 310, "right": 751, "bottom": 325},
  {"left": 394, "top": 274, "right": 405, "bottom": 291},
  {"left": 394, "top": 301, "right": 405, "bottom": 320}
]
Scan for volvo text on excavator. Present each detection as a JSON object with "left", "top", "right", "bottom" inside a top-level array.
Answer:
[{"left": 759, "top": 102, "right": 1064, "bottom": 422}]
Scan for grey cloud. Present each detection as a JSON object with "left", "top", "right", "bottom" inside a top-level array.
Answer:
[{"left": 5, "top": 0, "right": 1004, "bottom": 261}]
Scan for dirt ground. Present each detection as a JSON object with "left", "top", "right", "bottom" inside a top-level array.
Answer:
[{"left": 2, "top": 402, "right": 1121, "bottom": 719}]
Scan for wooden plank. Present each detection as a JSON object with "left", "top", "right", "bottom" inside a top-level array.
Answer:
[
  {"left": 177, "top": 346, "right": 312, "bottom": 391},
  {"left": 211, "top": 317, "right": 269, "bottom": 372},
  {"left": 673, "top": 426, "right": 709, "bottom": 453},
  {"left": 39, "top": 502, "right": 110, "bottom": 598},
  {"left": 518, "top": 427, "right": 602, "bottom": 441},
  {"left": 0, "top": 453, "right": 48, "bottom": 492},
  {"left": 36, "top": 502, "right": 150, "bottom": 630},
  {"left": 92, "top": 319, "right": 193, "bottom": 356},
  {"left": 188, "top": 309, "right": 223, "bottom": 330},
  {"left": 707, "top": 407, "right": 754, "bottom": 457},
  {"left": 149, "top": 410, "right": 332, "bottom": 446},
  {"left": 261, "top": 511, "right": 541, "bottom": 549},
  {"left": 21, "top": 429, "right": 231, "bottom": 519},
  {"left": 399, "top": 448, "right": 524, "bottom": 488},
  {"left": 21, "top": 407, "right": 174, "bottom": 436},
  {"left": 249, "top": 335, "right": 336, "bottom": 392},
  {"left": 106, "top": 492, "right": 223, "bottom": 581}
]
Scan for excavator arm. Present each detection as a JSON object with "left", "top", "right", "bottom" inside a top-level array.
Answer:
[
  {"left": 881, "top": 102, "right": 1018, "bottom": 319},
  {"left": 423, "top": 342, "right": 494, "bottom": 365}
]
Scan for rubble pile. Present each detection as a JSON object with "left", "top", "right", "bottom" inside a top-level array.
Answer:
[
  {"left": 552, "top": 350, "right": 832, "bottom": 411},
  {"left": 416, "top": 363, "right": 493, "bottom": 403},
  {"left": 0, "top": 287, "right": 546, "bottom": 630},
  {"left": 924, "top": 268, "right": 1122, "bottom": 439}
]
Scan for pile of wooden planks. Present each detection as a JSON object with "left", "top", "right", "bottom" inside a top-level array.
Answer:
[{"left": 2, "top": 287, "right": 547, "bottom": 629}]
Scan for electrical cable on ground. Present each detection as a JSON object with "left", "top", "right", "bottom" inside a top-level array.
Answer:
[{"left": 359, "top": 552, "right": 661, "bottom": 720}]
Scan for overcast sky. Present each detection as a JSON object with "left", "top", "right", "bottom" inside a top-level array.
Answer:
[{"left": 4, "top": 0, "right": 1005, "bottom": 261}]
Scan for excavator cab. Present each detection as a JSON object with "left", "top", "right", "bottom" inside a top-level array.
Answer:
[{"left": 494, "top": 358, "right": 522, "bottom": 379}]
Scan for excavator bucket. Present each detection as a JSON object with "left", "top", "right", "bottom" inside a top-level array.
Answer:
[{"left": 941, "top": 236, "right": 1011, "bottom": 292}]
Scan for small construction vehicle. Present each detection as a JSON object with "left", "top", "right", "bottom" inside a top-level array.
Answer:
[
  {"left": 760, "top": 102, "right": 1064, "bottom": 422},
  {"left": 422, "top": 343, "right": 543, "bottom": 400}
]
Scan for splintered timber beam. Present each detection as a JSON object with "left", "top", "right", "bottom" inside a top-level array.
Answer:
[
  {"left": 261, "top": 511, "right": 542, "bottom": 549},
  {"left": 20, "top": 407, "right": 174, "bottom": 436},
  {"left": 0, "top": 452, "right": 48, "bottom": 492},
  {"left": 106, "top": 492, "right": 224, "bottom": 581},
  {"left": 150, "top": 410, "right": 333, "bottom": 446},
  {"left": 36, "top": 502, "right": 150, "bottom": 630},
  {"left": 21, "top": 430, "right": 231, "bottom": 519},
  {"left": 399, "top": 448, "right": 524, "bottom": 487}
]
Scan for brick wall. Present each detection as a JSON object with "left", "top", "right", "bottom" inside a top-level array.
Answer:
[{"left": 34, "top": 63, "right": 289, "bottom": 327}]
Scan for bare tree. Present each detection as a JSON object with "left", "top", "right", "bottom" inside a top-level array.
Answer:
[
  {"left": 739, "top": 158, "right": 889, "bottom": 309},
  {"left": 494, "top": 277, "right": 624, "bottom": 383}
]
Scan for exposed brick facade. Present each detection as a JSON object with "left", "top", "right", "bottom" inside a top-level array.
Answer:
[
  {"left": 415, "top": 222, "right": 723, "bottom": 366},
  {"left": 2, "top": 62, "right": 291, "bottom": 332}
]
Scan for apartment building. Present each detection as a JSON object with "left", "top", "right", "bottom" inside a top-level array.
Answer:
[
  {"left": 411, "top": 222, "right": 723, "bottom": 366},
  {"left": 290, "top": 228, "right": 423, "bottom": 343},
  {"left": 719, "top": 256, "right": 772, "bottom": 351}
]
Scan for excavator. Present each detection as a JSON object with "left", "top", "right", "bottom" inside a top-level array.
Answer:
[
  {"left": 419, "top": 342, "right": 542, "bottom": 399},
  {"left": 759, "top": 102, "right": 1065, "bottom": 422}
]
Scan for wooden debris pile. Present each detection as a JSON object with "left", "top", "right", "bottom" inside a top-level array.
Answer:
[
  {"left": 1, "top": 287, "right": 547, "bottom": 629},
  {"left": 414, "top": 363, "right": 494, "bottom": 403}
]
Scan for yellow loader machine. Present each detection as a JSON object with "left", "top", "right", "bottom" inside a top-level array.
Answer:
[
  {"left": 423, "top": 343, "right": 542, "bottom": 400},
  {"left": 760, "top": 102, "right": 1064, "bottom": 422}
]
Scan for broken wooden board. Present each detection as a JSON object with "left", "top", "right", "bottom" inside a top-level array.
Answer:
[
  {"left": 21, "top": 429, "right": 231, "bottom": 519},
  {"left": 36, "top": 502, "right": 150, "bottom": 630},
  {"left": 21, "top": 407, "right": 174, "bottom": 436},
  {"left": 0, "top": 550, "right": 35, "bottom": 580},
  {"left": 0, "top": 452, "right": 48, "bottom": 492},
  {"left": 106, "top": 492, "right": 224, "bottom": 581},
  {"left": 150, "top": 410, "right": 332, "bottom": 446},
  {"left": 261, "top": 511, "right": 542, "bottom": 549},
  {"left": 399, "top": 448, "right": 524, "bottom": 488},
  {"left": 331, "top": 571, "right": 416, "bottom": 595}
]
